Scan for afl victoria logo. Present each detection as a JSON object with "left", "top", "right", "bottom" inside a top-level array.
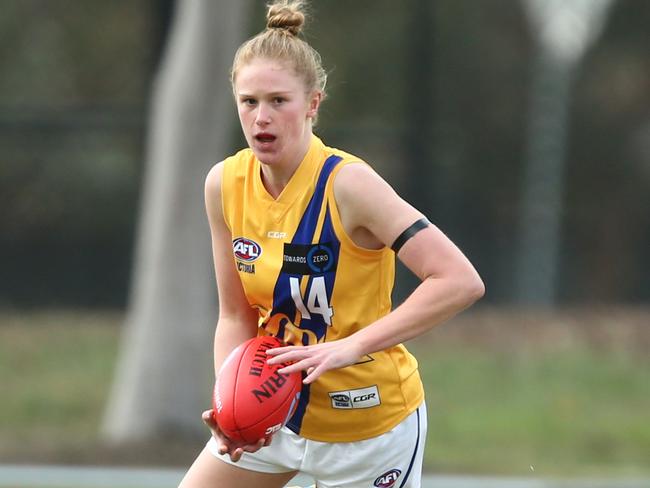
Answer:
[
  {"left": 374, "top": 469, "right": 401, "bottom": 488},
  {"left": 233, "top": 237, "right": 262, "bottom": 262}
]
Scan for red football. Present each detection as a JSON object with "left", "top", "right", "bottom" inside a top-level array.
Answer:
[{"left": 212, "top": 335, "right": 302, "bottom": 444}]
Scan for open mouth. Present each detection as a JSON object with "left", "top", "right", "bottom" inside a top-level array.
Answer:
[{"left": 255, "top": 133, "right": 276, "bottom": 143}]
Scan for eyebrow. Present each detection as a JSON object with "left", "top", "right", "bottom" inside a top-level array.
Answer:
[{"left": 237, "top": 91, "right": 293, "bottom": 98}]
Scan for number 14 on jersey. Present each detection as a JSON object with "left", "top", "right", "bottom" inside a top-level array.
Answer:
[{"left": 289, "top": 276, "right": 333, "bottom": 325}]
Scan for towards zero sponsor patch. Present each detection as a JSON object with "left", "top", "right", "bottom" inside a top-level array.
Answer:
[{"left": 281, "top": 242, "right": 335, "bottom": 275}]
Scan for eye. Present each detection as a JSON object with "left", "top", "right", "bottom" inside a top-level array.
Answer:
[
  {"left": 241, "top": 97, "right": 257, "bottom": 106},
  {"left": 273, "top": 96, "right": 286, "bottom": 104}
]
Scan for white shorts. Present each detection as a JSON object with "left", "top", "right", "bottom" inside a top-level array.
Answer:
[{"left": 207, "top": 402, "right": 427, "bottom": 488}]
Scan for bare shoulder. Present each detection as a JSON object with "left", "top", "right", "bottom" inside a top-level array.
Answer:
[
  {"left": 205, "top": 161, "right": 225, "bottom": 220},
  {"left": 332, "top": 162, "right": 424, "bottom": 249},
  {"left": 333, "top": 161, "right": 385, "bottom": 187},
  {"left": 333, "top": 162, "right": 395, "bottom": 209},
  {"left": 205, "top": 161, "right": 225, "bottom": 194}
]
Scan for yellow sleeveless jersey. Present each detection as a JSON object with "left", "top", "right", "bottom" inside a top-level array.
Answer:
[{"left": 220, "top": 135, "right": 424, "bottom": 442}]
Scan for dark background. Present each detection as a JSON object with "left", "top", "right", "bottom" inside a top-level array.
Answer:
[{"left": 1, "top": 0, "right": 649, "bottom": 308}]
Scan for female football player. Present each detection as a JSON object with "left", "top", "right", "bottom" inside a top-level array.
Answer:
[{"left": 179, "top": 1, "right": 484, "bottom": 487}]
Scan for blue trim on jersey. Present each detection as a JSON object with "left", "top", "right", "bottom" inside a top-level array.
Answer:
[
  {"left": 293, "top": 155, "right": 342, "bottom": 244},
  {"left": 266, "top": 155, "right": 342, "bottom": 324},
  {"left": 287, "top": 382, "right": 310, "bottom": 435},
  {"left": 399, "top": 406, "right": 422, "bottom": 488},
  {"left": 287, "top": 206, "right": 342, "bottom": 434},
  {"left": 270, "top": 155, "right": 342, "bottom": 435},
  {"left": 297, "top": 221, "right": 339, "bottom": 342},
  {"left": 317, "top": 204, "right": 340, "bottom": 328}
]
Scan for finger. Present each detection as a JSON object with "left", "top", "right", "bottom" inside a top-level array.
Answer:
[
  {"left": 266, "top": 350, "right": 306, "bottom": 364},
  {"left": 202, "top": 410, "right": 217, "bottom": 426},
  {"left": 230, "top": 447, "right": 244, "bottom": 462},
  {"left": 303, "top": 364, "right": 325, "bottom": 384},
  {"left": 278, "top": 358, "right": 315, "bottom": 374},
  {"left": 244, "top": 438, "right": 266, "bottom": 453},
  {"left": 202, "top": 412, "right": 222, "bottom": 439},
  {"left": 265, "top": 346, "right": 296, "bottom": 356}
]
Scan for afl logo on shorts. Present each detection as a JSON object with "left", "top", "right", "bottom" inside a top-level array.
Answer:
[
  {"left": 374, "top": 469, "right": 401, "bottom": 488},
  {"left": 233, "top": 237, "right": 262, "bottom": 262}
]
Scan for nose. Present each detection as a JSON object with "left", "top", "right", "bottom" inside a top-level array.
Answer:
[{"left": 255, "top": 103, "right": 271, "bottom": 126}]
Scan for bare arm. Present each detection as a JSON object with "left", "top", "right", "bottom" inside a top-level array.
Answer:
[
  {"left": 205, "top": 163, "right": 259, "bottom": 375},
  {"left": 267, "top": 163, "right": 485, "bottom": 382},
  {"left": 203, "top": 162, "right": 265, "bottom": 460},
  {"left": 335, "top": 163, "right": 485, "bottom": 352}
]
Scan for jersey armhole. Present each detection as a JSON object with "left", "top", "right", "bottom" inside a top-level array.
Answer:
[
  {"left": 325, "top": 161, "right": 389, "bottom": 259},
  {"left": 219, "top": 158, "right": 234, "bottom": 234}
]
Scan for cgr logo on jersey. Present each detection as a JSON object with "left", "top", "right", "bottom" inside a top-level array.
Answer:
[
  {"left": 233, "top": 237, "right": 261, "bottom": 274},
  {"left": 374, "top": 469, "right": 402, "bottom": 488},
  {"left": 328, "top": 385, "right": 381, "bottom": 409}
]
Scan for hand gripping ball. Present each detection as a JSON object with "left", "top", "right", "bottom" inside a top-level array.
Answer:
[{"left": 212, "top": 336, "right": 302, "bottom": 444}]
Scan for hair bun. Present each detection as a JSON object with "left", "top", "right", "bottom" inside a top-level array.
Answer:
[{"left": 266, "top": 1, "right": 306, "bottom": 36}]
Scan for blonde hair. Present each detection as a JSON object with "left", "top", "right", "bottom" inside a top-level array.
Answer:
[{"left": 231, "top": 1, "right": 327, "bottom": 102}]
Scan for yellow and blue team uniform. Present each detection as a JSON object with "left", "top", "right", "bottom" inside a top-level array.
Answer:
[{"left": 221, "top": 135, "right": 424, "bottom": 442}]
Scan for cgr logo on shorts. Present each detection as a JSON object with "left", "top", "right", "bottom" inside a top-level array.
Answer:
[
  {"left": 374, "top": 469, "right": 402, "bottom": 488},
  {"left": 328, "top": 385, "right": 380, "bottom": 409}
]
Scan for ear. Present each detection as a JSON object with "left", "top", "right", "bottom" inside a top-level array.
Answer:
[{"left": 306, "top": 91, "right": 322, "bottom": 119}]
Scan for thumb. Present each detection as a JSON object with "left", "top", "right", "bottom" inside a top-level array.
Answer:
[{"left": 202, "top": 409, "right": 218, "bottom": 427}]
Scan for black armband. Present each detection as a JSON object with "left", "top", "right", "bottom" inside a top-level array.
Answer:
[{"left": 390, "top": 218, "right": 430, "bottom": 254}]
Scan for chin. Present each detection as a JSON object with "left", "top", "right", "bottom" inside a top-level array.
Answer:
[
  {"left": 252, "top": 150, "right": 278, "bottom": 166},
  {"left": 251, "top": 143, "right": 283, "bottom": 165}
]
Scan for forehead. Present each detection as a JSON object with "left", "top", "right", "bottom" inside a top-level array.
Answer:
[{"left": 235, "top": 58, "right": 304, "bottom": 95}]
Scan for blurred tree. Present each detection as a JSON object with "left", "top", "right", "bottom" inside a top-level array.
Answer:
[
  {"left": 102, "top": 0, "right": 250, "bottom": 442},
  {"left": 0, "top": 0, "right": 154, "bottom": 307},
  {"left": 565, "top": 2, "right": 650, "bottom": 302},
  {"left": 396, "top": 0, "right": 437, "bottom": 300},
  {"left": 1, "top": 0, "right": 648, "bottom": 308},
  {"left": 514, "top": 0, "right": 615, "bottom": 305},
  {"left": 404, "top": 0, "right": 435, "bottom": 215}
]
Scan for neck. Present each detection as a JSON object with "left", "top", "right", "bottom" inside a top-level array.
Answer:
[{"left": 260, "top": 132, "right": 313, "bottom": 198}]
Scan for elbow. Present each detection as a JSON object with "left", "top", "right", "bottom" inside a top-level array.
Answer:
[
  {"left": 459, "top": 269, "right": 485, "bottom": 307},
  {"left": 470, "top": 275, "right": 486, "bottom": 303}
]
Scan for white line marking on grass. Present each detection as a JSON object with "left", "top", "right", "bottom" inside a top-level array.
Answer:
[{"left": 0, "top": 465, "right": 647, "bottom": 488}]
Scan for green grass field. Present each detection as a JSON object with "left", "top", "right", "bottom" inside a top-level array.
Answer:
[
  {"left": 0, "top": 311, "right": 119, "bottom": 453},
  {"left": 1, "top": 308, "right": 648, "bottom": 477},
  {"left": 409, "top": 308, "right": 650, "bottom": 477}
]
